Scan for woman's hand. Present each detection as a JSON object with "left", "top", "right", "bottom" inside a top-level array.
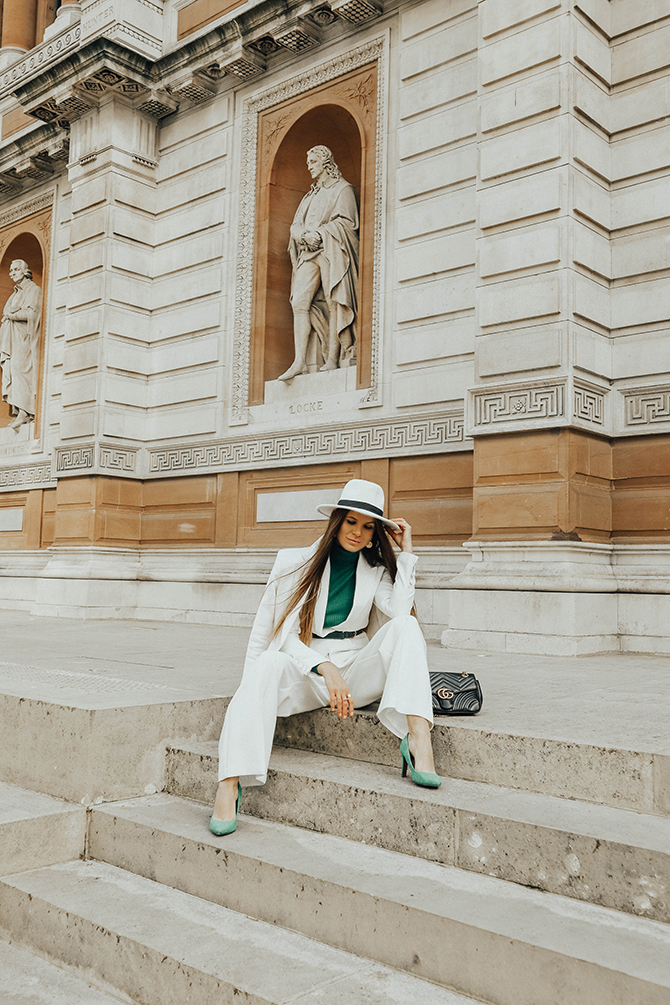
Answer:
[
  {"left": 387, "top": 518, "right": 413, "bottom": 554},
  {"left": 317, "top": 662, "right": 354, "bottom": 718}
]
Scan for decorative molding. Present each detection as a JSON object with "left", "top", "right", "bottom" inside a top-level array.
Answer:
[
  {"left": 0, "top": 462, "right": 55, "bottom": 490},
  {"left": 232, "top": 37, "right": 386, "bottom": 425},
  {"left": 148, "top": 412, "right": 465, "bottom": 475},
  {"left": 474, "top": 384, "right": 565, "bottom": 427},
  {"left": 0, "top": 26, "right": 81, "bottom": 96},
  {"left": 99, "top": 445, "right": 137, "bottom": 472},
  {"left": 573, "top": 382, "right": 605, "bottom": 427},
  {"left": 0, "top": 191, "right": 54, "bottom": 231},
  {"left": 624, "top": 387, "right": 670, "bottom": 427},
  {"left": 55, "top": 444, "right": 95, "bottom": 473}
]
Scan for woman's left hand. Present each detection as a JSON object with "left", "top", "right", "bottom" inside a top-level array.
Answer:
[{"left": 387, "top": 518, "right": 413, "bottom": 553}]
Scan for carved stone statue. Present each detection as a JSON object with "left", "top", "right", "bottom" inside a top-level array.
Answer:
[
  {"left": 0, "top": 259, "right": 42, "bottom": 430},
  {"left": 279, "top": 145, "right": 359, "bottom": 381}
]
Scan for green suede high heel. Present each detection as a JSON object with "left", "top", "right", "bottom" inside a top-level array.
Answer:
[
  {"left": 209, "top": 782, "right": 241, "bottom": 836},
  {"left": 400, "top": 734, "right": 441, "bottom": 788}
]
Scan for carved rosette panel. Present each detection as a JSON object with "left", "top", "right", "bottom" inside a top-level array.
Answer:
[
  {"left": 148, "top": 411, "right": 465, "bottom": 475},
  {"left": 232, "top": 37, "right": 387, "bottom": 425}
]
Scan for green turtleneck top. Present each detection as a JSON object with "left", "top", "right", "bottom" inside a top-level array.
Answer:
[
  {"left": 311, "top": 541, "right": 359, "bottom": 673},
  {"left": 323, "top": 540, "right": 359, "bottom": 629}
]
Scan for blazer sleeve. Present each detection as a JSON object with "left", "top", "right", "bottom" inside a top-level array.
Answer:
[
  {"left": 242, "top": 556, "right": 283, "bottom": 676},
  {"left": 373, "top": 552, "right": 418, "bottom": 619},
  {"left": 281, "top": 623, "right": 330, "bottom": 675}
]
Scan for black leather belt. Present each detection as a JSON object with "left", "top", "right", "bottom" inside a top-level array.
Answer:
[{"left": 312, "top": 628, "right": 366, "bottom": 640}]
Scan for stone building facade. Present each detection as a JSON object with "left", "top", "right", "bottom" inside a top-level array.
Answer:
[{"left": 0, "top": 0, "right": 668, "bottom": 654}]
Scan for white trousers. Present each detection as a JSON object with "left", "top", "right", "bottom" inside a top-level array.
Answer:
[{"left": 217, "top": 614, "right": 433, "bottom": 787}]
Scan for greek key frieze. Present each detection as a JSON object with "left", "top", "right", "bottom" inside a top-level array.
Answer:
[
  {"left": 474, "top": 385, "right": 565, "bottom": 426},
  {"left": 55, "top": 445, "right": 95, "bottom": 472},
  {"left": 148, "top": 415, "right": 465, "bottom": 474},
  {"left": 0, "top": 462, "right": 54, "bottom": 489},
  {"left": 573, "top": 385, "right": 605, "bottom": 426},
  {"left": 625, "top": 390, "right": 670, "bottom": 426}
]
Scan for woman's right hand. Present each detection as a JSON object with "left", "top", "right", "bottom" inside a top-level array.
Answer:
[{"left": 317, "top": 662, "right": 354, "bottom": 718}]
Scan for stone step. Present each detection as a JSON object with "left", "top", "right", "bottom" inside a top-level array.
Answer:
[
  {"left": 0, "top": 780, "right": 85, "bottom": 877},
  {"left": 167, "top": 741, "right": 670, "bottom": 924},
  {"left": 85, "top": 793, "right": 670, "bottom": 1005},
  {"left": 272, "top": 705, "right": 670, "bottom": 816},
  {"left": 0, "top": 938, "right": 134, "bottom": 1004},
  {"left": 0, "top": 859, "right": 481, "bottom": 1005}
]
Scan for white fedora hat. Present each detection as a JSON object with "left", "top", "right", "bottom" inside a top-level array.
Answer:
[{"left": 316, "top": 479, "right": 400, "bottom": 532}]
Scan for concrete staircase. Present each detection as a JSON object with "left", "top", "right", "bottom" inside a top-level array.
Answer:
[{"left": 1, "top": 660, "right": 669, "bottom": 1003}]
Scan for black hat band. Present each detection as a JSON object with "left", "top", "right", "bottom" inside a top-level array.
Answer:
[{"left": 336, "top": 498, "right": 383, "bottom": 517}]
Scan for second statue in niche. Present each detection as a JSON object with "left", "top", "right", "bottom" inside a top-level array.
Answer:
[{"left": 279, "top": 145, "right": 359, "bottom": 381}]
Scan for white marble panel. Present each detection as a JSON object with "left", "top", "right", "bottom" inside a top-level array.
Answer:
[
  {"left": 70, "top": 209, "right": 106, "bottom": 246},
  {"left": 63, "top": 342, "right": 101, "bottom": 374},
  {"left": 396, "top": 274, "right": 475, "bottom": 324},
  {"left": 400, "top": 60, "right": 477, "bottom": 121},
  {"left": 612, "top": 22, "right": 670, "bottom": 85},
  {"left": 154, "top": 199, "right": 225, "bottom": 244},
  {"left": 572, "top": 119, "right": 610, "bottom": 181},
  {"left": 479, "top": 223, "right": 561, "bottom": 278},
  {"left": 104, "top": 374, "right": 146, "bottom": 409},
  {"left": 400, "top": 17, "right": 477, "bottom": 81},
  {"left": 0, "top": 509, "right": 23, "bottom": 532},
  {"left": 480, "top": 18, "right": 562, "bottom": 86},
  {"left": 151, "top": 301, "right": 221, "bottom": 340},
  {"left": 397, "top": 231, "right": 475, "bottom": 281},
  {"left": 480, "top": 0, "right": 561, "bottom": 39},
  {"left": 397, "top": 189, "right": 475, "bottom": 242},
  {"left": 573, "top": 170, "right": 609, "bottom": 229},
  {"left": 145, "top": 404, "right": 218, "bottom": 439},
  {"left": 111, "top": 207, "right": 153, "bottom": 245},
  {"left": 149, "top": 336, "right": 219, "bottom": 375},
  {"left": 68, "top": 244, "right": 104, "bottom": 277},
  {"left": 573, "top": 69, "right": 610, "bottom": 134},
  {"left": 480, "top": 118, "right": 561, "bottom": 180},
  {"left": 147, "top": 370, "right": 218, "bottom": 408},
  {"left": 480, "top": 69, "right": 561, "bottom": 133},
  {"left": 478, "top": 274, "right": 560, "bottom": 327},
  {"left": 612, "top": 229, "right": 670, "bottom": 280},
  {"left": 612, "top": 332, "right": 670, "bottom": 380},
  {"left": 151, "top": 267, "right": 221, "bottom": 312},
  {"left": 394, "top": 360, "right": 474, "bottom": 407},
  {"left": 479, "top": 169, "right": 562, "bottom": 229},
  {"left": 256, "top": 489, "right": 339, "bottom": 524},
  {"left": 108, "top": 274, "right": 152, "bottom": 313},
  {"left": 71, "top": 176, "right": 107, "bottom": 214},
  {"left": 157, "top": 164, "right": 227, "bottom": 212},
  {"left": 477, "top": 327, "right": 562, "bottom": 376},
  {"left": 59, "top": 410, "right": 96, "bottom": 439},
  {"left": 612, "top": 280, "right": 670, "bottom": 330},
  {"left": 159, "top": 97, "right": 230, "bottom": 152},
  {"left": 66, "top": 276, "right": 104, "bottom": 311},
  {"left": 573, "top": 273, "right": 610, "bottom": 329},
  {"left": 613, "top": 125, "right": 670, "bottom": 183},
  {"left": 401, "top": 0, "right": 475, "bottom": 41},
  {"left": 573, "top": 18, "right": 611, "bottom": 83},
  {"left": 110, "top": 242, "right": 152, "bottom": 279},
  {"left": 395, "top": 320, "right": 475, "bottom": 365},
  {"left": 572, "top": 222, "right": 611, "bottom": 280},
  {"left": 157, "top": 133, "right": 226, "bottom": 180},
  {"left": 154, "top": 232, "right": 223, "bottom": 278},
  {"left": 398, "top": 100, "right": 477, "bottom": 160},
  {"left": 397, "top": 145, "right": 477, "bottom": 200}
]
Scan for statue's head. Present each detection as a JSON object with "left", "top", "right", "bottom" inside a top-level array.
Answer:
[
  {"left": 306, "top": 146, "right": 342, "bottom": 182},
  {"left": 9, "top": 260, "right": 32, "bottom": 282}
]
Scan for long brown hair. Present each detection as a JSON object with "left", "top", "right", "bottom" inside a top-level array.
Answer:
[{"left": 272, "top": 509, "right": 401, "bottom": 643}]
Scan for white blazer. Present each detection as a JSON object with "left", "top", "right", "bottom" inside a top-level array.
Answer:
[{"left": 242, "top": 540, "right": 418, "bottom": 677}]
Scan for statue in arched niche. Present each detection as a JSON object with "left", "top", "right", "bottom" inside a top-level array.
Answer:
[
  {"left": 279, "top": 145, "right": 359, "bottom": 381},
  {"left": 0, "top": 259, "right": 42, "bottom": 430}
]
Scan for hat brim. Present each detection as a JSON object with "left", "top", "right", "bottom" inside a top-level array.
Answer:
[{"left": 316, "top": 503, "right": 400, "bottom": 534}]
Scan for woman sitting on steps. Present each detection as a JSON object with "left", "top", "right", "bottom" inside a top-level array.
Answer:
[{"left": 211, "top": 478, "right": 440, "bottom": 835}]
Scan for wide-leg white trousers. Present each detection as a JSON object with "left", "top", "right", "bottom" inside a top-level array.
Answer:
[{"left": 217, "top": 614, "right": 433, "bottom": 787}]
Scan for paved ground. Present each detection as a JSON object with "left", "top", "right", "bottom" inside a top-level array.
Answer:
[{"left": 0, "top": 610, "right": 668, "bottom": 754}]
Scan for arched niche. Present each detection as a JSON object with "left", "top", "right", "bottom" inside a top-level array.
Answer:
[
  {"left": 0, "top": 212, "right": 50, "bottom": 432},
  {"left": 250, "top": 63, "right": 378, "bottom": 405}
]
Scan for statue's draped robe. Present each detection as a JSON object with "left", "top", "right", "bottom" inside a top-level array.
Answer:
[
  {"left": 0, "top": 279, "right": 42, "bottom": 417},
  {"left": 289, "top": 177, "right": 359, "bottom": 365}
]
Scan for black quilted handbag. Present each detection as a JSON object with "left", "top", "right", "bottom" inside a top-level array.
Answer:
[{"left": 430, "top": 671, "right": 483, "bottom": 715}]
